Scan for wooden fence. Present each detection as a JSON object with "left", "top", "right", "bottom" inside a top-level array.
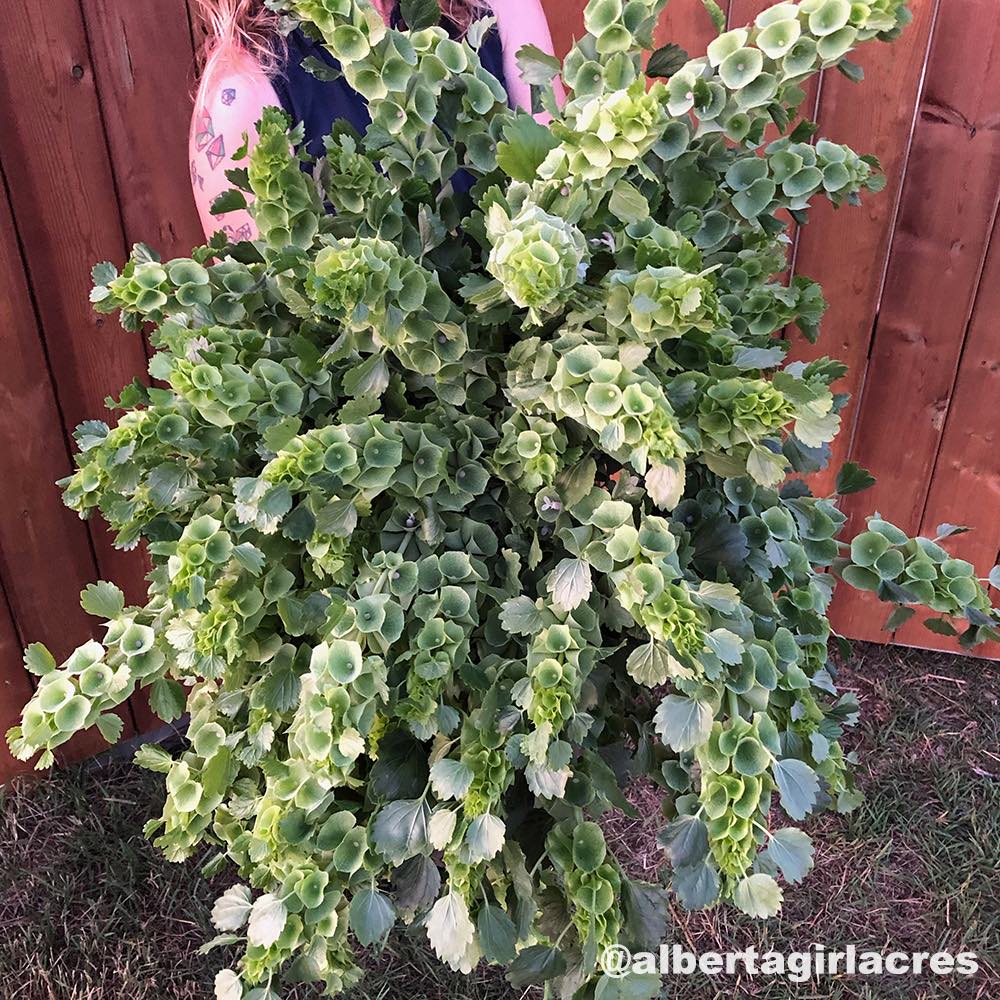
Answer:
[{"left": 1, "top": 0, "right": 998, "bottom": 781}]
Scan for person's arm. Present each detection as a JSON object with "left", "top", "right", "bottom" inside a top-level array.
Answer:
[
  {"left": 492, "top": 0, "right": 566, "bottom": 113},
  {"left": 189, "top": 54, "right": 281, "bottom": 242}
]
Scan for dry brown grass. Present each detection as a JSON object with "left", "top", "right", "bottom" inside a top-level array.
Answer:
[{"left": 1, "top": 642, "right": 997, "bottom": 999}]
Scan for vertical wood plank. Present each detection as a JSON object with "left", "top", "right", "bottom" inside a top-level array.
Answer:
[
  {"left": 829, "top": 0, "right": 1000, "bottom": 645},
  {"left": 81, "top": 0, "right": 204, "bottom": 259},
  {"left": 540, "top": 0, "right": 586, "bottom": 61},
  {"left": 0, "top": 584, "right": 35, "bottom": 785},
  {"left": 0, "top": 0, "right": 150, "bottom": 608},
  {"left": 81, "top": 0, "right": 203, "bottom": 733},
  {"left": 0, "top": 171, "right": 101, "bottom": 663},
  {"left": 785, "top": 0, "right": 938, "bottom": 486},
  {"left": 891, "top": 213, "right": 1000, "bottom": 656},
  {"left": 654, "top": 0, "right": 727, "bottom": 56}
]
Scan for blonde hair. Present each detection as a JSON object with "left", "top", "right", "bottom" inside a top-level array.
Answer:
[{"left": 193, "top": 0, "right": 489, "bottom": 80}]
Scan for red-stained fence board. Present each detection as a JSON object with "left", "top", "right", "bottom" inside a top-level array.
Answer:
[
  {"left": 786, "top": 0, "right": 938, "bottom": 490},
  {"left": 0, "top": 171, "right": 101, "bottom": 663},
  {"left": 81, "top": 0, "right": 203, "bottom": 733},
  {"left": 830, "top": 0, "right": 1000, "bottom": 648},
  {"left": 654, "top": 0, "right": 726, "bottom": 58},
  {"left": 0, "top": 0, "right": 150, "bottom": 608},
  {"left": 541, "top": 0, "right": 586, "bottom": 61},
  {"left": 891, "top": 211, "right": 1000, "bottom": 656},
  {"left": 0, "top": 586, "right": 35, "bottom": 785},
  {"left": 81, "top": 0, "right": 204, "bottom": 260}
]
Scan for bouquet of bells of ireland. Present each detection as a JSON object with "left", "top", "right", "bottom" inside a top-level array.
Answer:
[{"left": 10, "top": 0, "right": 1000, "bottom": 997}]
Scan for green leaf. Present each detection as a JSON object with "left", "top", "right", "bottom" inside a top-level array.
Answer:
[
  {"left": 500, "top": 596, "right": 544, "bottom": 636},
  {"left": 392, "top": 855, "right": 441, "bottom": 919},
  {"left": 762, "top": 828, "right": 814, "bottom": 884},
  {"left": 923, "top": 617, "right": 958, "bottom": 637},
  {"left": 547, "top": 558, "right": 592, "bottom": 612},
  {"left": 426, "top": 891, "right": 475, "bottom": 967},
  {"left": 654, "top": 694, "right": 714, "bottom": 752},
  {"left": 771, "top": 758, "right": 819, "bottom": 821},
  {"left": 657, "top": 814, "right": 708, "bottom": 868},
  {"left": 496, "top": 114, "right": 559, "bottom": 182},
  {"left": 95, "top": 713, "right": 124, "bottom": 745},
  {"left": 672, "top": 861, "right": 719, "bottom": 909},
  {"left": 935, "top": 522, "right": 969, "bottom": 539},
  {"left": 626, "top": 641, "right": 685, "bottom": 687},
  {"left": 883, "top": 605, "right": 915, "bottom": 631},
  {"left": 349, "top": 887, "right": 396, "bottom": 947},
  {"left": 133, "top": 742, "right": 173, "bottom": 773},
  {"left": 621, "top": 879, "right": 669, "bottom": 950},
  {"left": 733, "top": 872, "right": 783, "bottom": 918},
  {"left": 247, "top": 893, "right": 287, "bottom": 948},
  {"left": 645, "top": 460, "right": 685, "bottom": 511},
  {"left": 507, "top": 944, "right": 567, "bottom": 989},
  {"left": 211, "top": 884, "right": 253, "bottom": 931},
  {"left": 705, "top": 628, "right": 743, "bottom": 665},
  {"left": 23, "top": 643, "right": 56, "bottom": 677},
  {"left": 233, "top": 542, "right": 266, "bottom": 575},
  {"left": 478, "top": 902, "right": 517, "bottom": 964},
  {"left": 514, "top": 43, "right": 561, "bottom": 86},
  {"left": 429, "top": 758, "right": 474, "bottom": 800},
  {"left": 210, "top": 189, "right": 248, "bottom": 215},
  {"left": 609, "top": 180, "right": 650, "bottom": 224},
  {"left": 835, "top": 461, "right": 876, "bottom": 495},
  {"left": 700, "top": 0, "right": 726, "bottom": 31},
  {"left": 148, "top": 678, "right": 186, "bottom": 723},
  {"left": 399, "top": 0, "right": 441, "bottom": 30},
  {"left": 80, "top": 581, "right": 125, "bottom": 620},
  {"left": 646, "top": 43, "right": 689, "bottom": 78},
  {"left": 595, "top": 971, "right": 663, "bottom": 1000},
  {"left": 837, "top": 57, "right": 864, "bottom": 83},
  {"left": 371, "top": 798, "right": 431, "bottom": 865},
  {"left": 148, "top": 462, "right": 189, "bottom": 507}
]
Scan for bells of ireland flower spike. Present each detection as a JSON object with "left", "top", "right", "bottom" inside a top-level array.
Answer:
[{"left": 485, "top": 203, "right": 588, "bottom": 325}]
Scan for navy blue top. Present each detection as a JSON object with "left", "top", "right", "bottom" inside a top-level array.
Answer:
[{"left": 273, "top": 4, "right": 508, "bottom": 161}]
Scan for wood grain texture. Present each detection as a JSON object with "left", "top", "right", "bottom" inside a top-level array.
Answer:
[
  {"left": 891, "top": 211, "right": 1000, "bottom": 656},
  {"left": 540, "top": 0, "right": 585, "bottom": 60},
  {"left": 81, "top": 0, "right": 204, "bottom": 258},
  {"left": 0, "top": 169, "right": 101, "bottom": 662},
  {"left": 785, "top": 0, "right": 938, "bottom": 493},
  {"left": 0, "top": 583, "right": 35, "bottom": 784},
  {"left": 654, "top": 0, "right": 727, "bottom": 57},
  {"left": 829, "top": 0, "right": 1000, "bottom": 646},
  {"left": 81, "top": 0, "right": 203, "bottom": 732},
  {"left": 0, "top": 0, "right": 150, "bottom": 608}
]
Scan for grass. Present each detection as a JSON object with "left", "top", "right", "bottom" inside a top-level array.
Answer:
[{"left": 1, "top": 642, "right": 997, "bottom": 999}]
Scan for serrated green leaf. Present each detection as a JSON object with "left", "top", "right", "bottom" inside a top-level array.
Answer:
[
  {"left": 654, "top": 695, "right": 714, "bottom": 752},
  {"left": 646, "top": 43, "right": 688, "bottom": 78},
  {"left": 496, "top": 114, "right": 559, "bottom": 182},
  {"left": 762, "top": 828, "right": 814, "bottom": 884},
  {"left": 507, "top": 944, "right": 567, "bottom": 989},
  {"left": 349, "top": 887, "right": 396, "bottom": 947},
  {"left": 80, "top": 581, "right": 125, "bottom": 620},
  {"left": 733, "top": 872, "right": 783, "bottom": 918},
  {"left": 400, "top": 0, "right": 441, "bottom": 30},
  {"left": 478, "top": 902, "right": 517, "bottom": 964},
  {"left": 148, "top": 678, "right": 186, "bottom": 723},
  {"left": 771, "top": 758, "right": 819, "bottom": 821},
  {"left": 835, "top": 461, "right": 876, "bottom": 495}
]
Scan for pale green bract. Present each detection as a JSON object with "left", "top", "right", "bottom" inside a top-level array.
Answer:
[{"left": 9, "top": 0, "right": 999, "bottom": 997}]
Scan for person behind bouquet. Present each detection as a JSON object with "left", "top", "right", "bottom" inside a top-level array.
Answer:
[{"left": 190, "top": 0, "right": 562, "bottom": 240}]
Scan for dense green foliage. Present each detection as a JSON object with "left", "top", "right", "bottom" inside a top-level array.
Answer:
[{"left": 9, "top": 0, "right": 1000, "bottom": 997}]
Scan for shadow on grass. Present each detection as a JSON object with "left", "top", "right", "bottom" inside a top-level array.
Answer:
[{"left": 0, "top": 643, "right": 996, "bottom": 999}]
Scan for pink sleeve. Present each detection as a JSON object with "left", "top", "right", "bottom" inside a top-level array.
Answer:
[
  {"left": 493, "top": 0, "right": 567, "bottom": 114},
  {"left": 189, "top": 54, "right": 282, "bottom": 242}
]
